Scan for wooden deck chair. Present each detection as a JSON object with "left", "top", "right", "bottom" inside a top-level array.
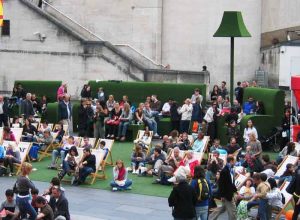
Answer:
[
  {"left": 193, "top": 152, "right": 205, "bottom": 164},
  {"left": 275, "top": 155, "right": 298, "bottom": 177},
  {"left": 79, "top": 137, "right": 97, "bottom": 148},
  {"left": 31, "top": 123, "right": 39, "bottom": 129},
  {"left": 89, "top": 148, "right": 107, "bottom": 184},
  {"left": 134, "top": 130, "right": 153, "bottom": 152},
  {"left": 202, "top": 136, "right": 210, "bottom": 153},
  {"left": 38, "top": 132, "right": 59, "bottom": 161},
  {"left": 0, "top": 127, "right": 3, "bottom": 142},
  {"left": 38, "top": 123, "right": 54, "bottom": 133},
  {"left": 11, "top": 127, "right": 23, "bottom": 142},
  {"left": 235, "top": 174, "right": 248, "bottom": 190},
  {"left": 2, "top": 141, "right": 32, "bottom": 175},
  {"left": 273, "top": 181, "right": 294, "bottom": 220},
  {"left": 95, "top": 138, "right": 114, "bottom": 167}
]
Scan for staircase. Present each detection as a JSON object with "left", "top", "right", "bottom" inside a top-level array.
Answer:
[{"left": 20, "top": 0, "right": 164, "bottom": 73}]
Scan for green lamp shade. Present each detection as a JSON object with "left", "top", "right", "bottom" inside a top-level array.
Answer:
[{"left": 214, "top": 11, "right": 251, "bottom": 37}]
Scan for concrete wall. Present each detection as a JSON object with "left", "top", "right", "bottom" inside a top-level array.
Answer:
[
  {"left": 47, "top": 0, "right": 262, "bottom": 88},
  {"left": 262, "top": 0, "right": 300, "bottom": 33}
]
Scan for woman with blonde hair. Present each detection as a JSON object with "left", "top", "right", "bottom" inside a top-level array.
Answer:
[
  {"left": 110, "top": 160, "right": 132, "bottom": 191},
  {"left": 117, "top": 103, "right": 132, "bottom": 141},
  {"left": 14, "top": 162, "right": 37, "bottom": 220}
]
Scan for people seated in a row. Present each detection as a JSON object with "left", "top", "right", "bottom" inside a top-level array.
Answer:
[{"left": 0, "top": 142, "right": 21, "bottom": 176}]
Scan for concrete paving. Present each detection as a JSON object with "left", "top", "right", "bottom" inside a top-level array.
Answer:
[{"left": 0, "top": 177, "right": 232, "bottom": 220}]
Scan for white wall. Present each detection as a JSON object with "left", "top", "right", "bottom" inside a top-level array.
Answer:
[
  {"left": 279, "top": 46, "right": 300, "bottom": 87},
  {"left": 262, "top": 0, "right": 300, "bottom": 33}
]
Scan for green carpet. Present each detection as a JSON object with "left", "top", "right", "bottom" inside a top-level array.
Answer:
[
  {"left": 29, "top": 142, "right": 173, "bottom": 198},
  {"left": 28, "top": 142, "right": 279, "bottom": 198}
]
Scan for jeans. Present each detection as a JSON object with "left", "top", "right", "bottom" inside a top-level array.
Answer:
[
  {"left": 257, "top": 199, "right": 269, "bottom": 220},
  {"left": 145, "top": 119, "right": 157, "bottom": 134},
  {"left": 180, "top": 120, "right": 190, "bottom": 133},
  {"left": 78, "top": 166, "right": 94, "bottom": 183},
  {"left": 118, "top": 121, "right": 130, "bottom": 137},
  {"left": 110, "top": 179, "right": 132, "bottom": 190},
  {"left": 51, "top": 149, "right": 67, "bottom": 165},
  {"left": 195, "top": 206, "right": 208, "bottom": 220},
  {"left": 16, "top": 195, "right": 37, "bottom": 220},
  {"left": 131, "top": 161, "right": 145, "bottom": 169},
  {"left": 4, "top": 157, "right": 20, "bottom": 173}
]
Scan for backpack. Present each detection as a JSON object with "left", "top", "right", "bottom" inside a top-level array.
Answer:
[{"left": 197, "top": 178, "right": 209, "bottom": 201}]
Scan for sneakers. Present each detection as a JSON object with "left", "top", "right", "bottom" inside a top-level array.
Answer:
[
  {"left": 8, "top": 173, "right": 12, "bottom": 177},
  {"left": 167, "top": 176, "right": 177, "bottom": 183},
  {"left": 112, "top": 187, "right": 118, "bottom": 191},
  {"left": 47, "top": 165, "right": 57, "bottom": 170}
]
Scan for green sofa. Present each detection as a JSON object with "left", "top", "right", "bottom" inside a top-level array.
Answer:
[
  {"left": 14, "top": 80, "right": 62, "bottom": 103},
  {"left": 72, "top": 81, "right": 207, "bottom": 137},
  {"left": 218, "top": 87, "right": 285, "bottom": 145}
]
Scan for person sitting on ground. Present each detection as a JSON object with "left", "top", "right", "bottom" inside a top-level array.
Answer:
[
  {"left": 110, "top": 160, "right": 132, "bottom": 191},
  {"left": 191, "top": 132, "right": 205, "bottom": 152},
  {"left": 209, "top": 139, "right": 226, "bottom": 154},
  {"left": 133, "top": 129, "right": 151, "bottom": 150},
  {"left": 49, "top": 187, "right": 70, "bottom": 220},
  {"left": 169, "top": 130, "right": 179, "bottom": 146},
  {"left": 236, "top": 179, "right": 255, "bottom": 219},
  {"left": 226, "top": 120, "right": 240, "bottom": 143},
  {"left": 146, "top": 147, "right": 166, "bottom": 176},
  {"left": 43, "top": 177, "right": 65, "bottom": 199},
  {"left": 58, "top": 146, "right": 80, "bottom": 181},
  {"left": 266, "top": 178, "right": 283, "bottom": 217},
  {"left": 177, "top": 132, "right": 191, "bottom": 151},
  {"left": 2, "top": 127, "right": 16, "bottom": 142},
  {"left": 29, "top": 129, "right": 53, "bottom": 161},
  {"left": 278, "top": 163, "right": 295, "bottom": 187},
  {"left": 48, "top": 136, "right": 75, "bottom": 169},
  {"left": 161, "top": 98, "right": 173, "bottom": 117},
  {"left": 206, "top": 150, "right": 224, "bottom": 181},
  {"left": 224, "top": 137, "right": 241, "bottom": 155},
  {"left": 276, "top": 142, "right": 298, "bottom": 165},
  {"left": 143, "top": 101, "right": 159, "bottom": 138},
  {"left": 247, "top": 173, "right": 270, "bottom": 220},
  {"left": 35, "top": 196, "right": 54, "bottom": 220},
  {"left": 31, "top": 188, "right": 39, "bottom": 213},
  {"left": 116, "top": 103, "right": 132, "bottom": 141},
  {"left": 0, "top": 189, "right": 19, "bottom": 220},
  {"left": 131, "top": 145, "right": 146, "bottom": 174},
  {"left": 81, "top": 136, "right": 93, "bottom": 149},
  {"left": 190, "top": 165, "right": 211, "bottom": 220},
  {"left": 156, "top": 147, "right": 183, "bottom": 184},
  {"left": 168, "top": 151, "right": 199, "bottom": 183},
  {"left": 243, "top": 96, "right": 256, "bottom": 115},
  {"left": 73, "top": 147, "right": 96, "bottom": 185},
  {"left": 22, "top": 118, "right": 38, "bottom": 142},
  {"left": 161, "top": 137, "right": 174, "bottom": 154},
  {"left": 3, "top": 143, "right": 21, "bottom": 176}
]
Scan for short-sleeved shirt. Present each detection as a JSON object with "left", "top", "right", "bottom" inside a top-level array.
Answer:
[
  {"left": 40, "top": 204, "right": 54, "bottom": 220},
  {"left": 0, "top": 199, "right": 19, "bottom": 217}
]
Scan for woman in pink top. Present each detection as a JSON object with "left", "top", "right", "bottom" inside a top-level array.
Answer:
[{"left": 57, "top": 83, "right": 67, "bottom": 101}]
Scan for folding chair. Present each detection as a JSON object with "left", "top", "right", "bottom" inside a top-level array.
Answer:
[
  {"left": 95, "top": 138, "right": 114, "bottom": 166},
  {"left": 38, "top": 132, "right": 59, "bottom": 161},
  {"left": 134, "top": 130, "right": 153, "bottom": 154},
  {"left": 234, "top": 174, "right": 248, "bottom": 190},
  {"left": 275, "top": 155, "right": 298, "bottom": 177},
  {"left": 273, "top": 181, "right": 294, "bottom": 220},
  {"left": 38, "top": 123, "right": 54, "bottom": 133},
  {"left": 11, "top": 127, "right": 23, "bottom": 142}
]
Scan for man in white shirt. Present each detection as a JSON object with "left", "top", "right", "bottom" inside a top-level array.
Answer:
[
  {"left": 179, "top": 98, "right": 193, "bottom": 133},
  {"left": 161, "top": 98, "right": 173, "bottom": 117}
]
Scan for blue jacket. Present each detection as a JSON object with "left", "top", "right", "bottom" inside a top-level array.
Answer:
[
  {"left": 0, "top": 146, "right": 5, "bottom": 159},
  {"left": 58, "top": 101, "right": 72, "bottom": 120},
  {"left": 190, "top": 178, "right": 212, "bottom": 207}
]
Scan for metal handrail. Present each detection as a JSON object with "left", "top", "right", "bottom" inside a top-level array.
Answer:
[{"left": 40, "top": 0, "right": 165, "bottom": 68}]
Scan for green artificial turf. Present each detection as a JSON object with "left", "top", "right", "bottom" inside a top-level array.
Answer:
[
  {"left": 29, "top": 142, "right": 173, "bottom": 198},
  {"left": 28, "top": 142, "right": 279, "bottom": 198}
]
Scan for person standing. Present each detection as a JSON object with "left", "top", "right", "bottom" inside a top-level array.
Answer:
[
  {"left": 287, "top": 165, "right": 300, "bottom": 220},
  {"left": 21, "top": 93, "right": 35, "bottom": 119},
  {"left": 179, "top": 98, "right": 193, "bottom": 133},
  {"left": 209, "top": 156, "right": 237, "bottom": 220},
  {"left": 0, "top": 95, "right": 9, "bottom": 127},
  {"left": 168, "top": 174, "right": 197, "bottom": 220},
  {"left": 58, "top": 94, "right": 72, "bottom": 129},
  {"left": 13, "top": 162, "right": 37, "bottom": 220}
]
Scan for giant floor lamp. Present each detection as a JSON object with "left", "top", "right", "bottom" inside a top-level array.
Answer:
[{"left": 214, "top": 11, "right": 251, "bottom": 104}]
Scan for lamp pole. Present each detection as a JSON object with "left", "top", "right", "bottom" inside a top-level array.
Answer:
[{"left": 230, "top": 37, "right": 234, "bottom": 105}]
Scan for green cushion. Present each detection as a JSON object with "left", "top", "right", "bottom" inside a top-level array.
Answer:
[
  {"left": 42, "top": 102, "right": 58, "bottom": 123},
  {"left": 158, "top": 118, "right": 172, "bottom": 136},
  {"left": 14, "top": 81, "right": 62, "bottom": 103},
  {"left": 88, "top": 81, "right": 206, "bottom": 104}
]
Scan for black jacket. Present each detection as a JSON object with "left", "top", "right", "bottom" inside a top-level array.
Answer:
[
  {"left": 21, "top": 99, "right": 35, "bottom": 118},
  {"left": 49, "top": 195, "right": 70, "bottom": 220},
  {"left": 218, "top": 164, "right": 237, "bottom": 201},
  {"left": 78, "top": 105, "right": 88, "bottom": 130},
  {"left": 0, "top": 100, "right": 9, "bottom": 115},
  {"left": 83, "top": 154, "right": 96, "bottom": 172},
  {"left": 168, "top": 181, "right": 197, "bottom": 219},
  {"left": 58, "top": 101, "right": 72, "bottom": 121}
]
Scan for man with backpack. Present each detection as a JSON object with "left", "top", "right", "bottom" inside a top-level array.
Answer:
[{"left": 190, "top": 165, "right": 211, "bottom": 220}]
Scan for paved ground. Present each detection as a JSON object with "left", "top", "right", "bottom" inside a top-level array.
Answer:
[{"left": 0, "top": 177, "right": 238, "bottom": 220}]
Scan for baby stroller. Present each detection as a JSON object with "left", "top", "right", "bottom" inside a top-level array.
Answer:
[{"left": 259, "top": 126, "right": 282, "bottom": 153}]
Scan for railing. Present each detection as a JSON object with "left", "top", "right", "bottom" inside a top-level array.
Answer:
[{"left": 33, "top": 0, "right": 165, "bottom": 68}]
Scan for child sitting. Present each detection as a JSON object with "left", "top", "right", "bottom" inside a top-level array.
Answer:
[
  {"left": 0, "top": 189, "right": 19, "bottom": 219},
  {"left": 131, "top": 145, "right": 145, "bottom": 174},
  {"left": 110, "top": 160, "right": 132, "bottom": 191}
]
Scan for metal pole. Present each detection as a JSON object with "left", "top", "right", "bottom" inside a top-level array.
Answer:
[{"left": 230, "top": 37, "right": 234, "bottom": 105}]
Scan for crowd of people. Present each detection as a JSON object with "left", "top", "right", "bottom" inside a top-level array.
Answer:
[{"left": 0, "top": 80, "right": 300, "bottom": 220}]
